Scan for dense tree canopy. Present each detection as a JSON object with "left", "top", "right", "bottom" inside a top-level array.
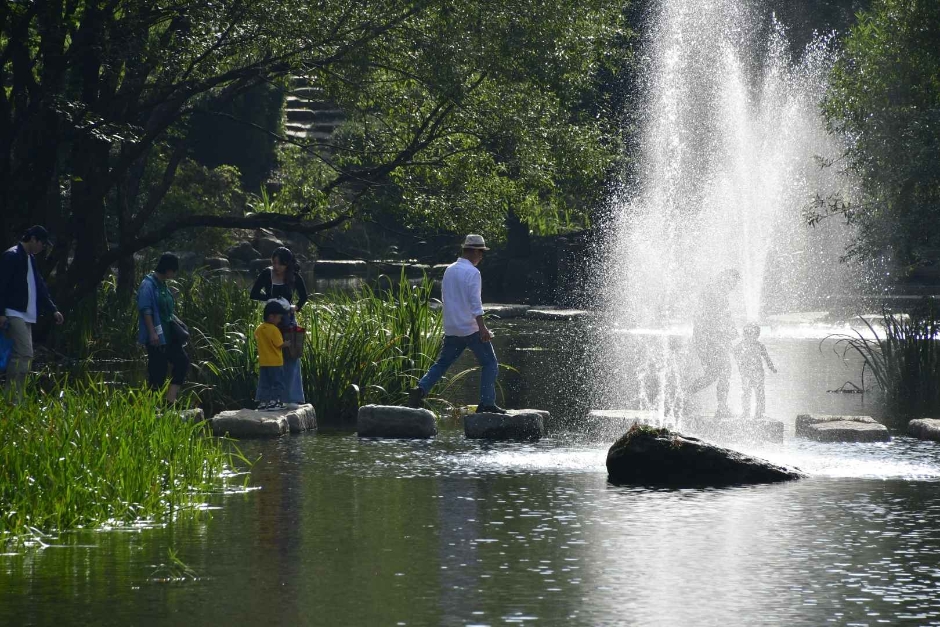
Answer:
[
  {"left": 820, "top": 0, "right": 940, "bottom": 269},
  {"left": 0, "top": 0, "right": 630, "bottom": 305}
]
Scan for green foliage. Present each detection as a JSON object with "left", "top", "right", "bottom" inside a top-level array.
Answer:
[
  {"left": 159, "top": 162, "right": 248, "bottom": 256},
  {"left": 821, "top": 0, "right": 940, "bottom": 267},
  {"left": 827, "top": 304, "right": 940, "bottom": 421},
  {"left": 270, "top": 0, "right": 631, "bottom": 240},
  {"left": 2, "top": 0, "right": 631, "bottom": 304},
  {"left": 0, "top": 380, "right": 245, "bottom": 544}
]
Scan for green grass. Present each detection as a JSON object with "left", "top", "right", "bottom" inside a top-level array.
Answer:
[
  {"left": 0, "top": 379, "right": 247, "bottom": 546},
  {"left": 828, "top": 302, "right": 940, "bottom": 421}
]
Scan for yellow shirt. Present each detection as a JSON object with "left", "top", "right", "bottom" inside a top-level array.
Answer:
[{"left": 255, "top": 322, "right": 285, "bottom": 367}]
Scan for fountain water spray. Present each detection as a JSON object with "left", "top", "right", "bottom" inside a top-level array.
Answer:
[{"left": 596, "top": 0, "right": 860, "bottom": 423}]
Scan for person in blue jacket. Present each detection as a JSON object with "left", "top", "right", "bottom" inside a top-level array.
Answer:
[
  {"left": 137, "top": 253, "right": 189, "bottom": 404},
  {"left": 0, "top": 225, "right": 64, "bottom": 403}
]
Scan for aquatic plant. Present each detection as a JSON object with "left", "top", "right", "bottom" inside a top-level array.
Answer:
[
  {"left": 828, "top": 303, "right": 940, "bottom": 420},
  {"left": 0, "top": 380, "right": 246, "bottom": 545}
]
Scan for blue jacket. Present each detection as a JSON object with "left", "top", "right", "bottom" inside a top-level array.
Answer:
[
  {"left": 137, "top": 274, "right": 168, "bottom": 346},
  {"left": 0, "top": 244, "right": 58, "bottom": 317}
]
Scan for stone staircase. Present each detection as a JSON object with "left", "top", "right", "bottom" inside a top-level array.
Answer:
[{"left": 284, "top": 76, "right": 344, "bottom": 146}]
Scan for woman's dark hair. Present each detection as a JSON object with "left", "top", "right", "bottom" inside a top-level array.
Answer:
[
  {"left": 271, "top": 247, "right": 299, "bottom": 287},
  {"left": 155, "top": 252, "right": 180, "bottom": 274}
]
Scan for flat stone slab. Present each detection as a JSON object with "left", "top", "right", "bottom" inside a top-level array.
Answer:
[
  {"left": 795, "top": 414, "right": 890, "bottom": 442},
  {"left": 525, "top": 307, "right": 592, "bottom": 321},
  {"left": 464, "top": 409, "right": 546, "bottom": 441},
  {"left": 357, "top": 404, "right": 438, "bottom": 439},
  {"left": 908, "top": 418, "right": 940, "bottom": 441},
  {"left": 210, "top": 404, "right": 316, "bottom": 438}
]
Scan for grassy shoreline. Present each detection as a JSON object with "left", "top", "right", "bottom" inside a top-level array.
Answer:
[{"left": 0, "top": 380, "right": 247, "bottom": 546}]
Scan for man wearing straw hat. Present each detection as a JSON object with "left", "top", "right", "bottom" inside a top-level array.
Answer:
[{"left": 408, "top": 234, "right": 507, "bottom": 414}]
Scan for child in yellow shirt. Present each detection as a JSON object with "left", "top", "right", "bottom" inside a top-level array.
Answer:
[{"left": 254, "top": 300, "right": 288, "bottom": 411}]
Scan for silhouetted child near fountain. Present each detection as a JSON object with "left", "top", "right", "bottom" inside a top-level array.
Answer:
[{"left": 732, "top": 322, "right": 776, "bottom": 419}]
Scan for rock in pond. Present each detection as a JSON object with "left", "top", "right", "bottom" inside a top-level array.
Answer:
[
  {"left": 357, "top": 405, "right": 438, "bottom": 439},
  {"left": 606, "top": 425, "right": 802, "bottom": 487},
  {"left": 210, "top": 404, "right": 317, "bottom": 438},
  {"left": 795, "top": 414, "right": 890, "bottom": 443},
  {"left": 464, "top": 409, "right": 546, "bottom": 441},
  {"left": 908, "top": 418, "right": 940, "bottom": 442}
]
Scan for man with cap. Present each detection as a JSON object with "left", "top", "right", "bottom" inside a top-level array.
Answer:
[
  {"left": 408, "top": 234, "right": 507, "bottom": 414},
  {"left": 0, "top": 225, "right": 64, "bottom": 402}
]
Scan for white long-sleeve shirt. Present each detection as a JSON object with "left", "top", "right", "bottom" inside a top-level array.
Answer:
[{"left": 441, "top": 258, "right": 484, "bottom": 336}]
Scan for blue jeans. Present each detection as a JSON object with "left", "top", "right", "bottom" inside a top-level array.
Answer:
[
  {"left": 418, "top": 332, "right": 498, "bottom": 405},
  {"left": 282, "top": 356, "right": 305, "bottom": 404},
  {"left": 256, "top": 366, "right": 284, "bottom": 403}
]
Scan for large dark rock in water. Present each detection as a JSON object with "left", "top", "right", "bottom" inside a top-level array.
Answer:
[{"left": 606, "top": 426, "right": 802, "bottom": 487}]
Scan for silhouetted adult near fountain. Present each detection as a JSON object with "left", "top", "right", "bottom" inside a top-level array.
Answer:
[{"left": 687, "top": 269, "right": 740, "bottom": 416}]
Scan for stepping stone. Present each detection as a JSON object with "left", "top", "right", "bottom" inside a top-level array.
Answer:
[
  {"left": 908, "top": 418, "right": 940, "bottom": 442},
  {"left": 209, "top": 404, "right": 317, "bottom": 438},
  {"left": 795, "top": 414, "right": 890, "bottom": 443},
  {"left": 464, "top": 409, "right": 546, "bottom": 441},
  {"left": 173, "top": 408, "right": 205, "bottom": 423},
  {"left": 283, "top": 404, "right": 317, "bottom": 433},
  {"left": 578, "top": 410, "right": 668, "bottom": 437},
  {"left": 357, "top": 405, "right": 438, "bottom": 439}
]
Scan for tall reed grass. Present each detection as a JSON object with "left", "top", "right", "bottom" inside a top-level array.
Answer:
[
  {"left": 828, "top": 303, "right": 940, "bottom": 420},
  {"left": 195, "top": 273, "right": 443, "bottom": 418},
  {"left": 0, "top": 380, "right": 244, "bottom": 545}
]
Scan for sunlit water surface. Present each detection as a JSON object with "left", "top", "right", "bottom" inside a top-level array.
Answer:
[{"left": 4, "top": 320, "right": 940, "bottom": 626}]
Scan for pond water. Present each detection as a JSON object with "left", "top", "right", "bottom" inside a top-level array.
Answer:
[{"left": 4, "top": 318, "right": 940, "bottom": 626}]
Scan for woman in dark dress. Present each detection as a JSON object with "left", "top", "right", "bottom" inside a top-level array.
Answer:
[{"left": 250, "top": 247, "right": 308, "bottom": 407}]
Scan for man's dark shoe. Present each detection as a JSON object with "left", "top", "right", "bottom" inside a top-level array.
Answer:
[
  {"left": 476, "top": 404, "right": 508, "bottom": 415},
  {"left": 407, "top": 386, "right": 426, "bottom": 408}
]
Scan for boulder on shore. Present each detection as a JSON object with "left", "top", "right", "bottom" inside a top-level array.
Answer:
[
  {"left": 795, "top": 414, "right": 890, "bottom": 443},
  {"left": 464, "top": 409, "right": 546, "bottom": 441},
  {"left": 210, "top": 404, "right": 316, "bottom": 438},
  {"left": 357, "top": 405, "right": 437, "bottom": 439},
  {"left": 606, "top": 425, "right": 802, "bottom": 487},
  {"left": 227, "top": 241, "right": 261, "bottom": 263},
  {"left": 908, "top": 418, "right": 940, "bottom": 442}
]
